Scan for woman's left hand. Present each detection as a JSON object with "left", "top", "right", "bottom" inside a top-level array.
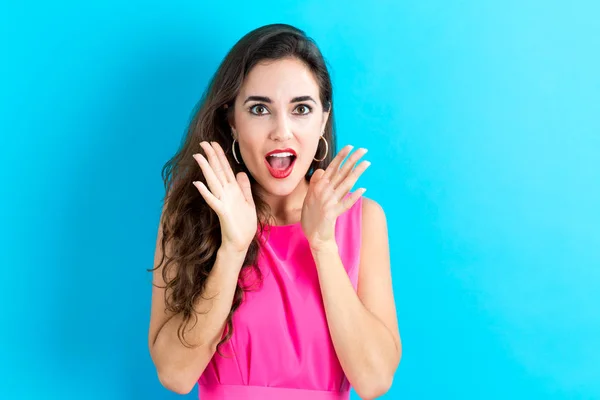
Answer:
[{"left": 301, "top": 145, "right": 371, "bottom": 251}]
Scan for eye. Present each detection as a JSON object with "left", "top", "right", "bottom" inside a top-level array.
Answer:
[
  {"left": 293, "top": 104, "right": 312, "bottom": 115},
  {"left": 249, "top": 104, "right": 270, "bottom": 116}
]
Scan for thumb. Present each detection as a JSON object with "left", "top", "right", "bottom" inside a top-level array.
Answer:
[{"left": 236, "top": 172, "right": 254, "bottom": 204}]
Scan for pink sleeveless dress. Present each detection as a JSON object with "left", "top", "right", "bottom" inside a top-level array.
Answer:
[{"left": 197, "top": 195, "right": 363, "bottom": 400}]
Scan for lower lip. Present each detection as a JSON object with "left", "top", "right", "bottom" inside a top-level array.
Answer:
[{"left": 264, "top": 157, "right": 296, "bottom": 179}]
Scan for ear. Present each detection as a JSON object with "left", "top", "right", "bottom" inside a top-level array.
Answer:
[
  {"left": 223, "top": 103, "right": 237, "bottom": 137},
  {"left": 320, "top": 103, "right": 331, "bottom": 134}
]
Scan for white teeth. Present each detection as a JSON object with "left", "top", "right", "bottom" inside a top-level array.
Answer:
[{"left": 268, "top": 152, "right": 294, "bottom": 158}]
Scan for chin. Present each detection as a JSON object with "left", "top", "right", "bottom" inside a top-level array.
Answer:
[
  {"left": 259, "top": 177, "right": 301, "bottom": 197},
  {"left": 253, "top": 160, "right": 307, "bottom": 197}
]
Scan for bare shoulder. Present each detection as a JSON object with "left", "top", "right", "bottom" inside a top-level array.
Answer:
[
  {"left": 361, "top": 196, "right": 389, "bottom": 260},
  {"left": 358, "top": 196, "right": 390, "bottom": 272},
  {"left": 361, "top": 196, "right": 388, "bottom": 231}
]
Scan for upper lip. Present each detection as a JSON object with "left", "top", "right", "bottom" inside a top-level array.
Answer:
[{"left": 265, "top": 148, "right": 297, "bottom": 157}]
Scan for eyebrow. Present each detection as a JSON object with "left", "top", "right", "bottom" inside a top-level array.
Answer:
[{"left": 243, "top": 95, "right": 317, "bottom": 105}]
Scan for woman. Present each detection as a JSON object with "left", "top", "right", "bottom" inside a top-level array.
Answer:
[{"left": 148, "top": 23, "right": 401, "bottom": 399}]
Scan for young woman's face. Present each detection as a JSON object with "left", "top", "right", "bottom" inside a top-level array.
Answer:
[{"left": 231, "top": 57, "right": 329, "bottom": 197}]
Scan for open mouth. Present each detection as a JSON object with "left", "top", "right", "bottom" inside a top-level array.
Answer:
[
  {"left": 266, "top": 154, "right": 296, "bottom": 169},
  {"left": 264, "top": 151, "right": 297, "bottom": 179}
]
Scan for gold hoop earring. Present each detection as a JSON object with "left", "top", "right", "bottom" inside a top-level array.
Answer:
[
  {"left": 313, "top": 135, "right": 328, "bottom": 162},
  {"left": 232, "top": 139, "right": 241, "bottom": 164}
]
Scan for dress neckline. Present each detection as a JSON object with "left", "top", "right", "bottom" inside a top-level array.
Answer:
[{"left": 265, "top": 220, "right": 301, "bottom": 229}]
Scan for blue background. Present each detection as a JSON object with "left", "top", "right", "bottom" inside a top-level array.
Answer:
[{"left": 1, "top": 1, "right": 599, "bottom": 399}]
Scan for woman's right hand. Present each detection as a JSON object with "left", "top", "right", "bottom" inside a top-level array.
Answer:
[{"left": 192, "top": 141, "right": 257, "bottom": 255}]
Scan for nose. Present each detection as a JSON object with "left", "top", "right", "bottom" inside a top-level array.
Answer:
[{"left": 269, "top": 113, "right": 293, "bottom": 142}]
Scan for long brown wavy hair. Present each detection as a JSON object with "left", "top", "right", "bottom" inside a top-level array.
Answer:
[{"left": 150, "top": 23, "right": 337, "bottom": 354}]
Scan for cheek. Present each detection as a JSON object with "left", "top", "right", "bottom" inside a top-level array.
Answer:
[
  {"left": 236, "top": 115, "right": 276, "bottom": 141},
  {"left": 234, "top": 110, "right": 256, "bottom": 130},
  {"left": 293, "top": 118, "right": 323, "bottom": 154},
  {"left": 235, "top": 114, "right": 264, "bottom": 145},
  {"left": 293, "top": 115, "right": 321, "bottom": 130},
  {"left": 298, "top": 133, "right": 322, "bottom": 161}
]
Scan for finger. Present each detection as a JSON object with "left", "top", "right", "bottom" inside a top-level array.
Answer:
[
  {"left": 336, "top": 187, "right": 367, "bottom": 215},
  {"left": 236, "top": 172, "right": 254, "bottom": 205},
  {"left": 193, "top": 153, "right": 224, "bottom": 199},
  {"left": 334, "top": 160, "right": 371, "bottom": 201},
  {"left": 192, "top": 181, "right": 222, "bottom": 215},
  {"left": 200, "top": 141, "right": 228, "bottom": 185},
  {"left": 309, "top": 168, "right": 326, "bottom": 187},
  {"left": 211, "top": 141, "right": 236, "bottom": 183},
  {"left": 331, "top": 147, "right": 368, "bottom": 189},
  {"left": 321, "top": 145, "right": 354, "bottom": 181}
]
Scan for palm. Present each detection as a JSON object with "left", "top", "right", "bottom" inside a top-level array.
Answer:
[
  {"left": 193, "top": 141, "right": 257, "bottom": 254},
  {"left": 301, "top": 182, "right": 337, "bottom": 245},
  {"left": 301, "top": 145, "right": 370, "bottom": 250},
  {"left": 217, "top": 178, "right": 257, "bottom": 251}
]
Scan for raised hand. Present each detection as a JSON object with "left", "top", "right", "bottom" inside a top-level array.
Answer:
[
  {"left": 301, "top": 145, "right": 370, "bottom": 250},
  {"left": 192, "top": 141, "right": 257, "bottom": 255}
]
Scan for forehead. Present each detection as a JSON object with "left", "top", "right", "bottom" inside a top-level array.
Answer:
[{"left": 239, "top": 57, "right": 320, "bottom": 100}]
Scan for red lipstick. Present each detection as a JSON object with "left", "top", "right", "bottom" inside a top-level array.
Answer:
[{"left": 264, "top": 148, "right": 297, "bottom": 179}]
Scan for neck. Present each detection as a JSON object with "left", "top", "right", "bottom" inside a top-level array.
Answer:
[{"left": 257, "top": 177, "right": 310, "bottom": 225}]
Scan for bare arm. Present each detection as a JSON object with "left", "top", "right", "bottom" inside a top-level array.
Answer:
[
  {"left": 148, "top": 209, "right": 247, "bottom": 394},
  {"left": 311, "top": 197, "right": 401, "bottom": 399},
  {"left": 149, "top": 140, "right": 258, "bottom": 394}
]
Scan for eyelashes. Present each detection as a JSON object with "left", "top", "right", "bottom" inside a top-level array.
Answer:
[
  {"left": 248, "top": 103, "right": 313, "bottom": 116},
  {"left": 249, "top": 104, "right": 269, "bottom": 116},
  {"left": 294, "top": 104, "right": 312, "bottom": 115}
]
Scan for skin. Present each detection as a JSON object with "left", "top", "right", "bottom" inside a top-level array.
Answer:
[
  {"left": 229, "top": 57, "right": 329, "bottom": 226},
  {"left": 149, "top": 56, "right": 401, "bottom": 398}
]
